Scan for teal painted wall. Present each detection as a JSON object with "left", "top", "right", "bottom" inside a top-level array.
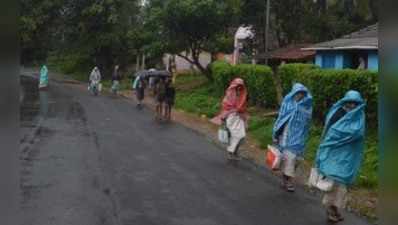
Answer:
[
  {"left": 315, "top": 54, "right": 322, "bottom": 67},
  {"left": 335, "top": 53, "right": 344, "bottom": 69},
  {"left": 368, "top": 51, "right": 378, "bottom": 71}
]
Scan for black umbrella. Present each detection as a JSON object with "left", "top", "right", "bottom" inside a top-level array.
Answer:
[{"left": 135, "top": 70, "right": 171, "bottom": 79}]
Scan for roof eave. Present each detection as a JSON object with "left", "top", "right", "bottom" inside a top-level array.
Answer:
[{"left": 301, "top": 46, "right": 378, "bottom": 51}]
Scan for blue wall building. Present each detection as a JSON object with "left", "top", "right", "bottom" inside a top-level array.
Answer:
[{"left": 304, "top": 24, "right": 378, "bottom": 71}]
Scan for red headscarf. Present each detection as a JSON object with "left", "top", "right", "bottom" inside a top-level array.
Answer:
[{"left": 211, "top": 78, "right": 248, "bottom": 125}]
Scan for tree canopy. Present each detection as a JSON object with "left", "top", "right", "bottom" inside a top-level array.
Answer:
[{"left": 20, "top": 0, "right": 378, "bottom": 79}]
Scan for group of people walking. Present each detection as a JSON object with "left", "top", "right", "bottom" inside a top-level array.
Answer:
[
  {"left": 88, "top": 65, "right": 122, "bottom": 95},
  {"left": 212, "top": 77, "right": 366, "bottom": 223},
  {"left": 89, "top": 66, "right": 176, "bottom": 121},
  {"left": 134, "top": 75, "right": 175, "bottom": 120}
]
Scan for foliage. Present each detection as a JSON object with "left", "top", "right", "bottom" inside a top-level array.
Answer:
[
  {"left": 211, "top": 61, "right": 277, "bottom": 107},
  {"left": 21, "top": 0, "right": 142, "bottom": 76},
  {"left": 278, "top": 64, "right": 378, "bottom": 127},
  {"left": 20, "top": 0, "right": 66, "bottom": 64},
  {"left": 48, "top": 53, "right": 92, "bottom": 77},
  {"left": 278, "top": 63, "right": 320, "bottom": 95},
  {"left": 238, "top": 0, "right": 377, "bottom": 50},
  {"left": 247, "top": 116, "right": 274, "bottom": 149},
  {"left": 144, "top": 0, "right": 241, "bottom": 79},
  {"left": 173, "top": 72, "right": 219, "bottom": 117}
]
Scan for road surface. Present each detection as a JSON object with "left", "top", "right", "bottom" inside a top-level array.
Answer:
[{"left": 20, "top": 74, "right": 370, "bottom": 225}]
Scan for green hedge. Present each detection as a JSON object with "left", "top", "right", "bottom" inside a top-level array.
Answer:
[
  {"left": 278, "top": 64, "right": 378, "bottom": 126},
  {"left": 211, "top": 61, "right": 277, "bottom": 107},
  {"left": 278, "top": 63, "right": 320, "bottom": 95}
]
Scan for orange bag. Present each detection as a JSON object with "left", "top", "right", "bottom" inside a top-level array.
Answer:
[{"left": 266, "top": 145, "right": 282, "bottom": 170}]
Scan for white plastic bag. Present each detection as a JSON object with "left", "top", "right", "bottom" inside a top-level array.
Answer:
[
  {"left": 98, "top": 83, "right": 102, "bottom": 92},
  {"left": 307, "top": 167, "right": 334, "bottom": 192},
  {"left": 218, "top": 126, "right": 230, "bottom": 144},
  {"left": 308, "top": 167, "right": 320, "bottom": 188},
  {"left": 316, "top": 176, "right": 334, "bottom": 192},
  {"left": 266, "top": 145, "right": 282, "bottom": 170}
]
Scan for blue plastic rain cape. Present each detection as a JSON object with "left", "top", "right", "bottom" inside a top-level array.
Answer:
[
  {"left": 39, "top": 65, "right": 48, "bottom": 87},
  {"left": 272, "top": 83, "right": 313, "bottom": 155},
  {"left": 315, "top": 90, "right": 366, "bottom": 185}
]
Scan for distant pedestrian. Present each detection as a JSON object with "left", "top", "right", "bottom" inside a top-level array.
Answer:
[
  {"left": 154, "top": 77, "right": 166, "bottom": 120},
  {"left": 164, "top": 78, "right": 176, "bottom": 121},
  {"left": 211, "top": 78, "right": 248, "bottom": 161},
  {"left": 272, "top": 83, "right": 312, "bottom": 192},
  {"left": 133, "top": 75, "right": 146, "bottom": 108},
  {"left": 111, "top": 65, "right": 121, "bottom": 94},
  {"left": 315, "top": 90, "right": 366, "bottom": 223},
  {"left": 357, "top": 57, "right": 366, "bottom": 69},
  {"left": 39, "top": 65, "right": 49, "bottom": 89},
  {"left": 89, "top": 66, "right": 101, "bottom": 95}
]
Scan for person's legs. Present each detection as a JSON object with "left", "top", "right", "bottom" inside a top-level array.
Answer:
[
  {"left": 159, "top": 102, "right": 164, "bottom": 119},
  {"left": 226, "top": 114, "right": 246, "bottom": 160},
  {"left": 322, "top": 183, "right": 347, "bottom": 222},
  {"left": 167, "top": 102, "right": 173, "bottom": 120},
  {"left": 280, "top": 150, "right": 297, "bottom": 192},
  {"left": 155, "top": 102, "right": 160, "bottom": 119}
]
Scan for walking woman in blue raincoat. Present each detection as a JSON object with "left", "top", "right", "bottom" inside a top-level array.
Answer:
[
  {"left": 315, "top": 90, "right": 366, "bottom": 222},
  {"left": 272, "top": 83, "right": 313, "bottom": 192},
  {"left": 39, "top": 65, "right": 49, "bottom": 89}
]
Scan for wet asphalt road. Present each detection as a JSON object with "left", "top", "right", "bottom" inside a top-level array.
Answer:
[{"left": 20, "top": 74, "right": 370, "bottom": 225}]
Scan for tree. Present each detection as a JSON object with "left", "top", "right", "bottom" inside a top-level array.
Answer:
[
  {"left": 20, "top": 0, "right": 66, "bottom": 64},
  {"left": 144, "top": 0, "right": 241, "bottom": 80}
]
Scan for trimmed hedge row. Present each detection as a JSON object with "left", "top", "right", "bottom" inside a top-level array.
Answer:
[
  {"left": 278, "top": 64, "right": 378, "bottom": 126},
  {"left": 278, "top": 63, "right": 319, "bottom": 95},
  {"left": 211, "top": 61, "right": 277, "bottom": 107}
]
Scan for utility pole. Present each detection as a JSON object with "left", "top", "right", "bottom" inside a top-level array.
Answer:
[{"left": 265, "top": 0, "right": 270, "bottom": 65}]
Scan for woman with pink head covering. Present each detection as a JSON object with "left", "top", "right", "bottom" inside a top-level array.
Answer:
[{"left": 212, "top": 78, "right": 248, "bottom": 160}]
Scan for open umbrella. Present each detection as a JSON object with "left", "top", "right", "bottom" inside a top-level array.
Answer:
[{"left": 135, "top": 70, "right": 171, "bottom": 79}]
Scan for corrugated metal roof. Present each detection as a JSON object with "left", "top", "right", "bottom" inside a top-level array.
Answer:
[{"left": 303, "top": 24, "right": 378, "bottom": 51}]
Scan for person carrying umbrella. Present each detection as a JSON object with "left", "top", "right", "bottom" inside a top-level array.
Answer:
[{"left": 133, "top": 75, "right": 146, "bottom": 108}]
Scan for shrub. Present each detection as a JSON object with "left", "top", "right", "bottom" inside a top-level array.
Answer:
[
  {"left": 278, "top": 64, "right": 378, "bottom": 127},
  {"left": 278, "top": 63, "right": 319, "bottom": 95},
  {"left": 211, "top": 61, "right": 277, "bottom": 107},
  {"left": 48, "top": 53, "right": 91, "bottom": 75}
]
